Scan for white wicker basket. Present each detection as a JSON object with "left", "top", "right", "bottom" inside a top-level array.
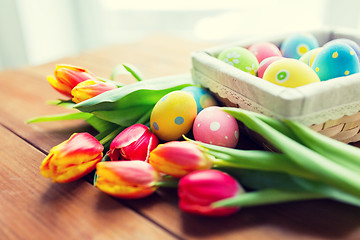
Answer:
[{"left": 191, "top": 28, "right": 360, "bottom": 143}]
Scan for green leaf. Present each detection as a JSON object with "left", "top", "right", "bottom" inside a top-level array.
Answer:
[
  {"left": 123, "top": 64, "right": 144, "bottom": 82},
  {"left": 110, "top": 64, "right": 144, "bottom": 82},
  {"left": 46, "top": 99, "right": 75, "bottom": 109},
  {"left": 74, "top": 75, "right": 193, "bottom": 113},
  {"left": 85, "top": 115, "right": 118, "bottom": 133},
  {"left": 26, "top": 112, "right": 93, "bottom": 123},
  {"left": 92, "top": 105, "right": 153, "bottom": 126}
]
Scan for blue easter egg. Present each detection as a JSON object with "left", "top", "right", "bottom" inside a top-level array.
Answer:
[
  {"left": 324, "top": 38, "right": 360, "bottom": 61},
  {"left": 311, "top": 42, "right": 360, "bottom": 81},
  {"left": 281, "top": 33, "right": 319, "bottom": 59},
  {"left": 182, "top": 86, "right": 217, "bottom": 113}
]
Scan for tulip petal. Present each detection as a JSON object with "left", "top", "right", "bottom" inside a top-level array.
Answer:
[{"left": 95, "top": 161, "right": 160, "bottom": 199}]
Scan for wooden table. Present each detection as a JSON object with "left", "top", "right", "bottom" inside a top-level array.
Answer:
[{"left": 1, "top": 35, "right": 360, "bottom": 240}]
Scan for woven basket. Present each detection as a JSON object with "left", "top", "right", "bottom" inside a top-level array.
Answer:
[{"left": 191, "top": 28, "right": 360, "bottom": 143}]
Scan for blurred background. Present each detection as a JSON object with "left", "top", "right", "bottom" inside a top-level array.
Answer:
[{"left": 0, "top": 0, "right": 359, "bottom": 71}]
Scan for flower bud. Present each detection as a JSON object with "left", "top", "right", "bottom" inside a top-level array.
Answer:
[
  {"left": 107, "top": 124, "right": 159, "bottom": 162},
  {"left": 148, "top": 141, "right": 212, "bottom": 178},
  {"left": 40, "top": 132, "right": 103, "bottom": 183},
  {"left": 95, "top": 160, "right": 161, "bottom": 199},
  {"left": 71, "top": 79, "right": 117, "bottom": 103},
  {"left": 47, "top": 64, "right": 95, "bottom": 97},
  {"left": 178, "top": 169, "right": 243, "bottom": 216}
]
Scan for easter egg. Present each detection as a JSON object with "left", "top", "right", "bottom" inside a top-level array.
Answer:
[
  {"left": 218, "top": 47, "right": 259, "bottom": 75},
  {"left": 263, "top": 58, "right": 320, "bottom": 88},
  {"left": 193, "top": 106, "right": 239, "bottom": 148},
  {"left": 324, "top": 38, "right": 360, "bottom": 61},
  {"left": 257, "top": 56, "right": 284, "bottom": 78},
  {"left": 311, "top": 42, "right": 360, "bottom": 81},
  {"left": 280, "top": 33, "right": 319, "bottom": 59},
  {"left": 248, "top": 42, "right": 282, "bottom": 63},
  {"left": 299, "top": 47, "right": 323, "bottom": 67},
  {"left": 181, "top": 86, "right": 218, "bottom": 113},
  {"left": 150, "top": 91, "right": 197, "bottom": 141}
]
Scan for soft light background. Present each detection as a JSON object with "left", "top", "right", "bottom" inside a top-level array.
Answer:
[{"left": 0, "top": 0, "right": 359, "bottom": 71}]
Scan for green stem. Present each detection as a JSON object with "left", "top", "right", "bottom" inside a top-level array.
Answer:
[
  {"left": 187, "top": 137, "right": 316, "bottom": 180},
  {"left": 223, "top": 107, "right": 297, "bottom": 139},
  {"left": 98, "top": 126, "right": 125, "bottom": 145},
  {"left": 227, "top": 108, "right": 360, "bottom": 198},
  {"left": 284, "top": 120, "right": 360, "bottom": 170},
  {"left": 136, "top": 109, "right": 152, "bottom": 125},
  {"left": 154, "top": 179, "right": 179, "bottom": 188},
  {"left": 212, "top": 189, "right": 324, "bottom": 208}
]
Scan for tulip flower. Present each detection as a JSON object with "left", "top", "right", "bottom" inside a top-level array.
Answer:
[
  {"left": 47, "top": 64, "right": 96, "bottom": 97},
  {"left": 40, "top": 132, "right": 104, "bottom": 183},
  {"left": 95, "top": 160, "right": 161, "bottom": 199},
  {"left": 107, "top": 124, "right": 159, "bottom": 162},
  {"left": 148, "top": 141, "right": 213, "bottom": 178},
  {"left": 71, "top": 79, "right": 117, "bottom": 103},
  {"left": 178, "top": 169, "right": 243, "bottom": 217}
]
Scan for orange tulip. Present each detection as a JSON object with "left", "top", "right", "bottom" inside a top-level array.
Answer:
[
  {"left": 71, "top": 79, "right": 117, "bottom": 103},
  {"left": 148, "top": 141, "right": 213, "bottom": 178},
  {"left": 95, "top": 160, "right": 161, "bottom": 199},
  {"left": 47, "top": 64, "right": 95, "bottom": 97},
  {"left": 40, "top": 133, "right": 103, "bottom": 183}
]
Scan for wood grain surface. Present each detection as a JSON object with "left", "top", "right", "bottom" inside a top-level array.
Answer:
[{"left": 1, "top": 34, "right": 360, "bottom": 240}]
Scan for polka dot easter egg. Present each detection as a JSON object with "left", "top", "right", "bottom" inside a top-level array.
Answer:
[
  {"left": 193, "top": 107, "right": 239, "bottom": 148},
  {"left": 280, "top": 33, "right": 319, "bottom": 59},
  {"left": 311, "top": 42, "right": 360, "bottom": 81},
  {"left": 218, "top": 46, "right": 259, "bottom": 75},
  {"left": 263, "top": 58, "right": 320, "bottom": 88},
  {"left": 248, "top": 42, "right": 282, "bottom": 64},
  {"left": 324, "top": 38, "right": 360, "bottom": 61},
  {"left": 150, "top": 91, "right": 197, "bottom": 142},
  {"left": 181, "top": 86, "right": 218, "bottom": 114}
]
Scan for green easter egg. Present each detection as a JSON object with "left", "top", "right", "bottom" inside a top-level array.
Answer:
[{"left": 218, "top": 47, "right": 259, "bottom": 75}]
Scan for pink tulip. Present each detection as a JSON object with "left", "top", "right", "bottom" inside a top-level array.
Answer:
[
  {"left": 178, "top": 169, "right": 243, "bottom": 216},
  {"left": 148, "top": 141, "right": 212, "bottom": 178},
  {"left": 107, "top": 124, "right": 159, "bottom": 162}
]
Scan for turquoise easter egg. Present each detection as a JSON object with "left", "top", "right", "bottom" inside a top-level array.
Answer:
[
  {"left": 280, "top": 33, "right": 319, "bottom": 59},
  {"left": 181, "top": 86, "right": 217, "bottom": 113},
  {"left": 311, "top": 42, "right": 360, "bottom": 81},
  {"left": 324, "top": 38, "right": 360, "bottom": 61}
]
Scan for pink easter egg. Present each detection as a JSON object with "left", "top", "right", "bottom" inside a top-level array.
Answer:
[
  {"left": 257, "top": 56, "right": 284, "bottom": 78},
  {"left": 193, "top": 107, "right": 239, "bottom": 148},
  {"left": 248, "top": 42, "right": 282, "bottom": 64}
]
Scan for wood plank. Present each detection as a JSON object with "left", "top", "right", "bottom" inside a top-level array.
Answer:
[
  {"left": 0, "top": 125, "right": 177, "bottom": 240},
  {"left": 123, "top": 190, "right": 360, "bottom": 240},
  {"left": 2, "top": 34, "right": 360, "bottom": 239},
  {"left": 0, "top": 70, "right": 93, "bottom": 152}
]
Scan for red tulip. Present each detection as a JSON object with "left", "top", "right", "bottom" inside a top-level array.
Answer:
[
  {"left": 40, "top": 132, "right": 103, "bottom": 183},
  {"left": 95, "top": 160, "right": 161, "bottom": 199},
  {"left": 107, "top": 124, "right": 159, "bottom": 162},
  {"left": 47, "top": 64, "right": 95, "bottom": 97},
  {"left": 178, "top": 169, "right": 243, "bottom": 216},
  {"left": 148, "top": 141, "right": 212, "bottom": 178}
]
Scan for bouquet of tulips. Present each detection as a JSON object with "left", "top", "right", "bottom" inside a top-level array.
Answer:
[{"left": 29, "top": 64, "right": 360, "bottom": 217}]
